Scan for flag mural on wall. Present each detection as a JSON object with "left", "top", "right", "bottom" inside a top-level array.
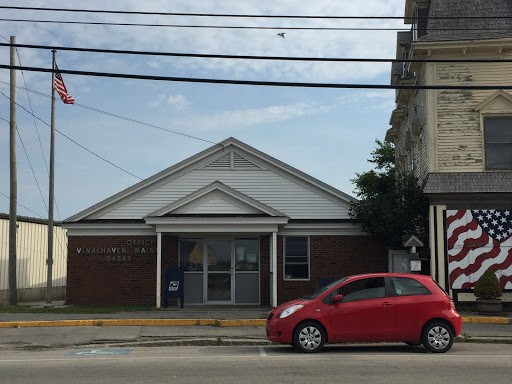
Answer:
[{"left": 447, "top": 210, "right": 512, "bottom": 290}]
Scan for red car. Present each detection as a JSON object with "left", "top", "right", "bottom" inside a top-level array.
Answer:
[{"left": 266, "top": 273, "right": 462, "bottom": 353}]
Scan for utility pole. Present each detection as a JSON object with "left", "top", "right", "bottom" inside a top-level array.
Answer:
[
  {"left": 45, "top": 49, "right": 56, "bottom": 307},
  {"left": 8, "top": 35, "right": 17, "bottom": 305}
]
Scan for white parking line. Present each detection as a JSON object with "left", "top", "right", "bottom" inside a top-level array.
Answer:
[{"left": 258, "top": 346, "right": 267, "bottom": 357}]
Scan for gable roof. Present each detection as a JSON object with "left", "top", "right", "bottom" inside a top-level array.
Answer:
[
  {"left": 64, "top": 137, "right": 354, "bottom": 223},
  {"left": 146, "top": 181, "right": 286, "bottom": 218}
]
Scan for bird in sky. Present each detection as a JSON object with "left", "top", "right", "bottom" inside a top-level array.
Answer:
[{"left": 277, "top": 33, "right": 285, "bottom": 38}]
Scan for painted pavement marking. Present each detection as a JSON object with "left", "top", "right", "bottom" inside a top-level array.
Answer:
[{"left": 67, "top": 349, "right": 132, "bottom": 356}]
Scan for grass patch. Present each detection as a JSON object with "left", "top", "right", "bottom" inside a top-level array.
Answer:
[{"left": 0, "top": 304, "right": 156, "bottom": 314}]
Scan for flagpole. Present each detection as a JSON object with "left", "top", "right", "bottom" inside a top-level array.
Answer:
[{"left": 45, "top": 49, "right": 56, "bottom": 307}]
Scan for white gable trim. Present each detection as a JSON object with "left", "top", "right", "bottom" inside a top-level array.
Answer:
[
  {"left": 65, "top": 137, "right": 354, "bottom": 223},
  {"left": 146, "top": 181, "right": 286, "bottom": 217},
  {"left": 475, "top": 90, "right": 512, "bottom": 112}
]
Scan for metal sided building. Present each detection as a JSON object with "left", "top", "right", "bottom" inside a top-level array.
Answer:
[
  {"left": 62, "top": 138, "right": 388, "bottom": 307},
  {"left": 0, "top": 214, "right": 67, "bottom": 302}
]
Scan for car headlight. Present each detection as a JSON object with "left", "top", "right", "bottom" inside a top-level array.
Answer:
[{"left": 279, "top": 304, "right": 304, "bottom": 318}]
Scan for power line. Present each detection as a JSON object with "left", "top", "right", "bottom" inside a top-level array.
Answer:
[
  {"left": 15, "top": 124, "right": 49, "bottom": 213},
  {"left": 0, "top": 190, "right": 45, "bottom": 219},
  {"left": 1, "top": 5, "right": 511, "bottom": 20},
  {"left": 0, "top": 91, "right": 144, "bottom": 181},
  {"left": 2, "top": 64, "right": 512, "bottom": 90},
  {"left": 2, "top": 17, "right": 512, "bottom": 32},
  {"left": 3, "top": 42, "right": 512, "bottom": 64},
  {"left": 0, "top": 80, "right": 220, "bottom": 145},
  {"left": 0, "top": 18, "right": 412, "bottom": 30}
]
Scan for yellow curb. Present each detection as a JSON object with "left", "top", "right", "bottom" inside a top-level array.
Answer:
[
  {"left": 462, "top": 316, "right": 510, "bottom": 324},
  {"left": 0, "top": 319, "right": 267, "bottom": 328}
]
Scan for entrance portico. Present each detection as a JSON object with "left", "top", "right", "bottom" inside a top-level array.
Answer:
[{"left": 148, "top": 216, "right": 288, "bottom": 308}]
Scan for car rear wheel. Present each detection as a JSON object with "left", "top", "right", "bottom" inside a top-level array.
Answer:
[
  {"left": 293, "top": 321, "right": 326, "bottom": 353},
  {"left": 421, "top": 321, "right": 454, "bottom": 353}
]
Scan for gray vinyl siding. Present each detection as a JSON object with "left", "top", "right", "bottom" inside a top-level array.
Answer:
[
  {"left": 100, "top": 170, "right": 350, "bottom": 220},
  {"left": 185, "top": 197, "right": 252, "bottom": 214}
]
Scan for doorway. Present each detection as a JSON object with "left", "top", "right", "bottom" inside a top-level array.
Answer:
[{"left": 180, "top": 237, "right": 260, "bottom": 304}]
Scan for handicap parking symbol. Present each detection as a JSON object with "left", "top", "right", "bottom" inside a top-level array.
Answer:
[{"left": 67, "top": 349, "right": 132, "bottom": 356}]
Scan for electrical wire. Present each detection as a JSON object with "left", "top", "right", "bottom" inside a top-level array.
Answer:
[
  {"left": 0, "top": 190, "right": 45, "bottom": 219},
  {"left": 0, "top": 92, "right": 144, "bottom": 181},
  {"left": 1, "top": 5, "right": 511, "bottom": 20},
  {"left": 3, "top": 42, "right": 512, "bottom": 63},
  {"left": 1, "top": 35, "right": 63, "bottom": 221},
  {"left": 0, "top": 6, "right": 512, "bottom": 20},
  {"left": 0, "top": 80, "right": 220, "bottom": 145},
  {"left": 2, "top": 64, "right": 512, "bottom": 90},
  {"left": 1, "top": 17, "right": 512, "bottom": 32},
  {"left": 15, "top": 124, "right": 49, "bottom": 213},
  {"left": 0, "top": 18, "right": 412, "bottom": 30}
]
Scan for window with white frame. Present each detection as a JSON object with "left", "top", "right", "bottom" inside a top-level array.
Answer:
[
  {"left": 284, "top": 236, "right": 309, "bottom": 280},
  {"left": 484, "top": 117, "right": 512, "bottom": 169}
]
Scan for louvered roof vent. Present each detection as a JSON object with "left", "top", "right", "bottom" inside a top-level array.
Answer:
[{"left": 203, "top": 151, "right": 263, "bottom": 170}]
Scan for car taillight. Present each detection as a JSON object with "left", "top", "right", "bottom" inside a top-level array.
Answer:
[{"left": 444, "top": 295, "right": 456, "bottom": 310}]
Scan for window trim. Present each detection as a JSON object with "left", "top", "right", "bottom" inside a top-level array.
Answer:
[
  {"left": 283, "top": 236, "right": 310, "bottom": 281},
  {"left": 483, "top": 115, "right": 512, "bottom": 170}
]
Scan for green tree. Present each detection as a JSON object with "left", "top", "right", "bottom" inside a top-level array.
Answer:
[{"left": 350, "top": 140, "right": 429, "bottom": 249}]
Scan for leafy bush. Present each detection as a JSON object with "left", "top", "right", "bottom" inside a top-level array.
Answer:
[{"left": 474, "top": 269, "right": 502, "bottom": 300}]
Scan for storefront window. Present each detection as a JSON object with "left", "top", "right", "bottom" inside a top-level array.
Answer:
[
  {"left": 235, "top": 239, "right": 259, "bottom": 271},
  {"left": 180, "top": 239, "right": 204, "bottom": 271}
]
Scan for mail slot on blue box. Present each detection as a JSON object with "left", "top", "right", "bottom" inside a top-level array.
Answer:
[{"left": 163, "top": 266, "right": 184, "bottom": 308}]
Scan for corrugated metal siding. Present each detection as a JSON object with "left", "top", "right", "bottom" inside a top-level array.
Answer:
[
  {"left": 101, "top": 170, "right": 350, "bottom": 219},
  {"left": 435, "top": 60, "right": 512, "bottom": 171},
  {"left": 0, "top": 218, "right": 67, "bottom": 290}
]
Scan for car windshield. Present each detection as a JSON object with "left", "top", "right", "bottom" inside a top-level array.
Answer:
[{"left": 305, "top": 277, "right": 348, "bottom": 300}]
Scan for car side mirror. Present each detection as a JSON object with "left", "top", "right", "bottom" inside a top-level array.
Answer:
[{"left": 332, "top": 294, "right": 343, "bottom": 304}]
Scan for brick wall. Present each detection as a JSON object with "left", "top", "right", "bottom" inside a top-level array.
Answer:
[
  {"left": 67, "top": 235, "right": 158, "bottom": 305},
  {"left": 276, "top": 235, "right": 388, "bottom": 304},
  {"left": 67, "top": 234, "right": 387, "bottom": 306}
]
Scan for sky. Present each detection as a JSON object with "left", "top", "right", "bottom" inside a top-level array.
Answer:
[{"left": 0, "top": 0, "right": 406, "bottom": 221}]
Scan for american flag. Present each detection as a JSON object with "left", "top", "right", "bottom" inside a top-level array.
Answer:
[
  {"left": 447, "top": 209, "right": 512, "bottom": 290},
  {"left": 54, "top": 64, "right": 74, "bottom": 104}
]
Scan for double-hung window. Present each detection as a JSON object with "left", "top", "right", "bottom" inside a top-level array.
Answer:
[
  {"left": 484, "top": 117, "right": 512, "bottom": 169},
  {"left": 284, "top": 236, "right": 309, "bottom": 280}
]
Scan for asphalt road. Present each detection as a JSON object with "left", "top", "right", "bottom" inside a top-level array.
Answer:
[{"left": 1, "top": 344, "right": 511, "bottom": 384}]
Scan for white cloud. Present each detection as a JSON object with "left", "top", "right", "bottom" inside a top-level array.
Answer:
[
  {"left": 172, "top": 101, "right": 332, "bottom": 131},
  {"left": 1, "top": 0, "right": 404, "bottom": 83},
  {"left": 167, "top": 94, "right": 189, "bottom": 110}
]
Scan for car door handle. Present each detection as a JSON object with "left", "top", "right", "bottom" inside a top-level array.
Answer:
[{"left": 381, "top": 302, "right": 393, "bottom": 307}]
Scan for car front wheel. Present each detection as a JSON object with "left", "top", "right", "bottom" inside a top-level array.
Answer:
[
  {"left": 293, "top": 321, "right": 326, "bottom": 353},
  {"left": 421, "top": 321, "right": 454, "bottom": 353}
]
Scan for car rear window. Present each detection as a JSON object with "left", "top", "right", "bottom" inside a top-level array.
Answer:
[{"left": 390, "top": 277, "right": 431, "bottom": 297}]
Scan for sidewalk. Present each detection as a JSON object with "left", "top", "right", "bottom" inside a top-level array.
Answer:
[{"left": 0, "top": 302, "right": 511, "bottom": 350}]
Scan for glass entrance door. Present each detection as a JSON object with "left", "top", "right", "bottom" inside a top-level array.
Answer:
[{"left": 206, "top": 240, "right": 233, "bottom": 303}]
